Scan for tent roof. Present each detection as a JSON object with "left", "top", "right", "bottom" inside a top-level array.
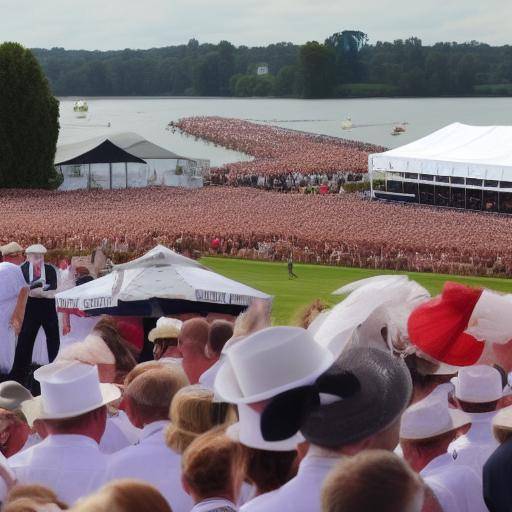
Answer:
[
  {"left": 55, "top": 133, "right": 191, "bottom": 166},
  {"left": 370, "top": 123, "right": 512, "bottom": 180}
]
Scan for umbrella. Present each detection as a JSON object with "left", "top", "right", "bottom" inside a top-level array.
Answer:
[{"left": 56, "top": 245, "right": 271, "bottom": 317}]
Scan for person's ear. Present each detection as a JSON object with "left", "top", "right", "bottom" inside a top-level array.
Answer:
[{"left": 181, "top": 475, "right": 192, "bottom": 496}]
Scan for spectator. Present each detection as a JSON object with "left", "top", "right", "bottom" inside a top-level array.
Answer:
[
  {"left": 179, "top": 318, "right": 215, "bottom": 384},
  {"left": 148, "top": 317, "right": 183, "bottom": 362}
]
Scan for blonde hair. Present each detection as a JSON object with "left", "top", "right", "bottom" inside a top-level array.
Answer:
[
  {"left": 123, "top": 362, "right": 167, "bottom": 386},
  {"left": 5, "top": 484, "right": 68, "bottom": 510},
  {"left": 166, "top": 385, "right": 236, "bottom": 454},
  {"left": 70, "top": 480, "right": 170, "bottom": 512},
  {"left": 182, "top": 428, "right": 248, "bottom": 501},
  {"left": 295, "top": 299, "right": 329, "bottom": 329},
  {"left": 321, "top": 450, "right": 424, "bottom": 512}
]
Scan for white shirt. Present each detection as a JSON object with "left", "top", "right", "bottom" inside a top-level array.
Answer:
[
  {"left": 107, "top": 420, "right": 193, "bottom": 512},
  {"left": 191, "top": 497, "right": 237, "bottom": 512},
  {"left": 241, "top": 448, "right": 339, "bottom": 512},
  {"left": 449, "top": 411, "right": 498, "bottom": 477},
  {"left": 199, "top": 359, "right": 221, "bottom": 391},
  {"left": 421, "top": 452, "right": 487, "bottom": 512},
  {"left": 99, "top": 415, "right": 136, "bottom": 454},
  {"left": 9, "top": 434, "right": 108, "bottom": 504},
  {"left": 0, "top": 262, "right": 27, "bottom": 373}
]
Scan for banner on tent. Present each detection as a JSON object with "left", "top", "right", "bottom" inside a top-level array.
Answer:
[{"left": 57, "top": 295, "right": 116, "bottom": 310}]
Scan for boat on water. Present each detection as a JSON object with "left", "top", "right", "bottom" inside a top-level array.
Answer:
[
  {"left": 341, "top": 115, "right": 352, "bottom": 130},
  {"left": 391, "top": 125, "right": 406, "bottom": 135},
  {"left": 73, "top": 100, "right": 89, "bottom": 119}
]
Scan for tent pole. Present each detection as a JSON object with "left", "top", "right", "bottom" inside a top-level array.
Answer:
[
  {"left": 88, "top": 163, "right": 91, "bottom": 190},
  {"left": 125, "top": 162, "right": 128, "bottom": 189},
  {"left": 109, "top": 162, "right": 113, "bottom": 189}
]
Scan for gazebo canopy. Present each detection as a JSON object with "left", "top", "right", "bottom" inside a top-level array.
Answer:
[{"left": 370, "top": 123, "right": 512, "bottom": 180}]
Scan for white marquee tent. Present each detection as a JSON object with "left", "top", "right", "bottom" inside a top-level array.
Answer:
[{"left": 370, "top": 123, "right": 512, "bottom": 180}]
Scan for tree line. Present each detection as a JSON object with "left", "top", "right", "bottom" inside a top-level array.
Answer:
[{"left": 30, "top": 32, "right": 512, "bottom": 99}]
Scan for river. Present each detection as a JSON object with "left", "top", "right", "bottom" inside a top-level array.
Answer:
[{"left": 58, "top": 97, "right": 512, "bottom": 167}]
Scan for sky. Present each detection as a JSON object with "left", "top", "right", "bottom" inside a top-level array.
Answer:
[{"left": 1, "top": 0, "right": 511, "bottom": 51}]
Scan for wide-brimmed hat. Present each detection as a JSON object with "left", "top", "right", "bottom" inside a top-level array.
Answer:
[
  {"left": 0, "top": 242, "right": 23, "bottom": 256},
  {"left": 21, "top": 361, "right": 120, "bottom": 426},
  {"left": 227, "top": 403, "right": 304, "bottom": 451},
  {"left": 25, "top": 244, "right": 47, "bottom": 255},
  {"left": 148, "top": 317, "right": 183, "bottom": 342},
  {"left": 451, "top": 365, "right": 503, "bottom": 403},
  {"left": 260, "top": 346, "right": 412, "bottom": 448},
  {"left": 214, "top": 326, "right": 335, "bottom": 404},
  {"left": 492, "top": 405, "right": 512, "bottom": 429},
  {"left": 0, "top": 381, "right": 33, "bottom": 411},
  {"left": 400, "top": 394, "right": 471, "bottom": 440}
]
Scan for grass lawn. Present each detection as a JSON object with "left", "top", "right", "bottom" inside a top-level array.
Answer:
[{"left": 201, "top": 257, "right": 512, "bottom": 325}]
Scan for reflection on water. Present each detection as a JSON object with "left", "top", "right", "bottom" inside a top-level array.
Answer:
[{"left": 58, "top": 97, "right": 512, "bottom": 167}]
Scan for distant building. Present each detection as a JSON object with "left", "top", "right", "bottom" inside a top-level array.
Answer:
[
  {"left": 55, "top": 132, "right": 208, "bottom": 191},
  {"left": 256, "top": 64, "right": 269, "bottom": 75}
]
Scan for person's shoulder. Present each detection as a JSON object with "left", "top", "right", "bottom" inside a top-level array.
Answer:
[
  {"left": 484, "top": 440, "right": 512, "bottom": 473},
  {"left": 241, "top": 490, "right": 280, "bottom": 512},
  {"left": 8, "top": 442, "right": 42, "bottom": 467}
]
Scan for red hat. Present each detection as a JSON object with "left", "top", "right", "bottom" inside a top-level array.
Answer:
[
  {"left": 408, "top": 282, "right": 484, "bottom": 366},
  {"left": 114, "top": 317, "right": 144, "bottom": 352}
]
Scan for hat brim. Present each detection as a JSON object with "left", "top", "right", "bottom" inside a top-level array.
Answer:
[
  {"left": 493, "top": 406, "right": 512, "bottom": 429},
  {"left": 21, "top": 383, "right": 121, "bottom": 427},
  {"left": 400, "top": 409, "right": 471, "bottom": 440},
  {"left": 148, "top": 327, "right": 180, "bottom": 343},
  {"left": 214, "top": 350, "right": 334, "bottom": 404},
  {"left": 226, "top": 421, "right": 304, "bottom": 451}
]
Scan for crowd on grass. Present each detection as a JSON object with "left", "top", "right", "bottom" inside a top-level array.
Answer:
[
  {"left": 172, "top": 117, "right": 384, "bottom": 189},
  {"left": 3, "top": 187, "right": 512, "bottom": 277}
]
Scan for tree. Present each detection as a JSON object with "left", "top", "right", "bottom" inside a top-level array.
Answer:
[
  {"left": 299, "top": 41, "right": 335, "bottom": 98},
  {"left": 0, "top": 42, "right": 60, "bottom": 188}
]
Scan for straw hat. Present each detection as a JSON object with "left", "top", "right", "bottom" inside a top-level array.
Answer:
[
  {"left": 400, "top": 394, "right": 471, "bottom": 440},
  {"left": 148, "top": 317, "right": 183, "bottom": 342},
  {"left": 0, "top": 381, "right": 33, "bottom": 411},
  {"left": 25, "top": 244, "right": 47, "bottom": 255},
  {"left": 21, "top": 361, "right": 120, "bottom": 426},
  {"left": 214, "top": 326, "right": 335, "bottom": 404},
  {"left": 451, "top": 365, "right": 503, "bottom": 403},
  {"left": 492, "top": 404, "right": 512, "bottom": 429},
  {"left": 0, "top": 242, "right": 23, "bottom": 256}
]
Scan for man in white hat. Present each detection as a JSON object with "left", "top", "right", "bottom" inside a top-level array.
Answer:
[
  {"left": 400, "top": 394, "right": 486, "bottom": 512},
  {"left": 148, "top": 316, "right": 183, "bottom": 362},
  {"left": 11, "top": 244, "right": 60, "bottom": 385},
  {"left": 448, "top": 365, "right": 501, "bottom": 478},
  {"left": 107, "top": 366, "right": 192, "bottom": 511},
  {"left": 0, "top": 250, "right": 29, "bottom": 376},
  {"left": 9, "top": 360, "right": 120, "bottom": 504},
  {"left": 0, "top": 242, "right": 25, "bottom": 266}
]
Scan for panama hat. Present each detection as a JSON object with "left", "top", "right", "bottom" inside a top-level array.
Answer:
[
  {"left": 25, "top": 244, "right": 47, "bottom": 255},
  {"left": 226, "top": 403, "right": 304, "bottom": 451},
  {"left": 261, "top": 346, "right": 413, "bottom": 448},
  {"left": 0, "top": 381, "right": 33, "bottom": 411},
  {"left": 148, "top": 317, "right": 183, "bottom": 342},
  {"left": 492, "top": 404, "right": 512, "bottom": 429},
  {"left": 21, "top": 361, "right": 121, "bottom": 427},
  {"left": 0, "top": 242, "right": 23, "bottom": 256},
  {"left": 451, "top": 365, "right": 503, "bottom": 403},
  {"left": 400, "top": 393, "right": 471, "bottom": 440},
  {"left": 214, "top": 326, "right": 335, "bottom": 404}
]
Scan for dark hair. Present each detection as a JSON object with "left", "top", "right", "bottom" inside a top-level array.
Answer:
[
  {"left": 208, "top": 320, "right": 234, "bottom": 355},
  {"left": 246, "top": 448, "right": 298, "bottom": 494},
  {"left": 457, "top": 400, "right": 499, "bottom": 413}
]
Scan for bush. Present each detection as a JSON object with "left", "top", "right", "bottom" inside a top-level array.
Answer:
[
  {"left": 473, "top": 84, "right": 512, "bottom": 96},
  {"left": 0, "top": 42, "right": 60, "bottom": 189},
  {"left": 335, "top": 83, "right": 399, "bottom": 97}
]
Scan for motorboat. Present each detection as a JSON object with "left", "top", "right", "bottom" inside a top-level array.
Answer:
[
  {"left": 391, "top": 125, "right": 406, "bottom": 135},
  {"left": 341, "top": 115, "right": 352, "bottom": 130},
  {"left": 73, "top": 100, "right": 89, "bottom": 119}
]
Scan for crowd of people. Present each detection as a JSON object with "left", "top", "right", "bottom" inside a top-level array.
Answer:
[
  {"left": 3, "top": 187, "right": 512, "bottom": 277},
  {"left": 3, "top": 246, "right": 512, "bottom": 512},
  {"left": 172, "top": 117, "right": 385, "bottom": 186}
]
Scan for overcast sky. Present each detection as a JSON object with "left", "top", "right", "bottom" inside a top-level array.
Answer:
[{"left": 1, "top": 0, "right": 511, "bottom": 51}]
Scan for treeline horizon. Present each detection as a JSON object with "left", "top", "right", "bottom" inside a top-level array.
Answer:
[{"left": 31, "top": 30, "right": 512, "bottom": 99}]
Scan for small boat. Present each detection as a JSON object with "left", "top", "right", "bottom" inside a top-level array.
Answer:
[
  {"left": 73, "top": 100, "right": 89, "bottom": 119},
  {"left": 391, "top": 125, "right": 406, "bottom": 135},
  {"left": 341, "top": 115, "right": 352, "bottom": 130}
]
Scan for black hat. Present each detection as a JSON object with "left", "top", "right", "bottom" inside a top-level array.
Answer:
[{"left": 261, "top": 346, "right": 412, "bottom": 449}]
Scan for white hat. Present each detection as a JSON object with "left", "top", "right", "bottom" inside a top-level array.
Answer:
[
  {"left": 25, "top": 244, "right": 47, "bottom": 255},
  {"left": 0, "top": 242, "right": 23, "bottom": 256},
  {"left": 493, "top": 404, "right": 512, "bottom": 429},
  {"left": 214, "top": 326, "right": 334, "bottom": 404},
  {"left": 451, "top": 365, "right": 503, "bottom": 403},
  {"left": 0, "top": 381, "right": 33, "bottom": 410},
  {"left": 227, "top": 403, "right": 304, "bottom": 451},
  {"left": 148, "top": 317, "right": 183, "bottom": 342},
  {"left": 400, "top": 394, "right": 471, "bottom": 440},
  {"left": 21, "top": 361, "right": 120, "bottom": 426}
]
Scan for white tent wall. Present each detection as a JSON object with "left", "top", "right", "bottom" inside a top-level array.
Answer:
[{"left": 145, "top": 158, "right": 204, "bottom": 188}]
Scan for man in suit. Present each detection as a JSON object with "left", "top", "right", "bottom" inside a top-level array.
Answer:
[{"left": 11, "top": 244, "right": 60, "bottom": 386}]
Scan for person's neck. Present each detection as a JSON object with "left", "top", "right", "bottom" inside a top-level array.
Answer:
[
  {"left": 414, "top": 447, "right": 446, "bottom": 472},
  {"left": 4, "top": 425, "right": 30, "bottom": 457},
  {"left": 47, "top": 426, "right": 102, "bottom": 444},
  {"left": 191, "top": 357, "right": 217, "bottom": 384}
]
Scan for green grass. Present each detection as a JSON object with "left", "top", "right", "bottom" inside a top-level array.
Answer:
[{"left": 200, "top": 257, "right": 512, "bottom": 325}]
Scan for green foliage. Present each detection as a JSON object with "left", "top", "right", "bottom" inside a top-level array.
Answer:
[
  {"left": 299, "top": 41, "right": 335, "bottom": 98},
  {"left": 474, "top": 83, "right": 512, "bottom": 95},
  {"left": 233, "top": 74, "right": 275, "bottom": 97},
  {"left": 335, "top": 83, "right": 399, "bottom": 97},
  {"left": 0, "top": 42, "right": 60, "bottom": 189}
]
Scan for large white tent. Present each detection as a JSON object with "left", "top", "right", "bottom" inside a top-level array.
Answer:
[{"left": 370, "top": 123, "right": 512, "bottom": 180}]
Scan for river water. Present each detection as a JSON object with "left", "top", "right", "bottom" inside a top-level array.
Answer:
[{"left": 58, "top": 97, "right": 512, "bottom": 167}]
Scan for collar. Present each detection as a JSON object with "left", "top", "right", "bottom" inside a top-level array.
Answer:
[
  {"left": 421, "top": 452, "right": 453, "bottom": 475},
  {"left": 140, "top": 420, "right": 169, "bottom": 440},
  {"left": 298, "top": 445, "right": 343, "bottom": 473},
  {"left": 192, "top": 497, "right": 237, "bottom": 511},
  {"left": 44, "top": 434, "right": 100, "bottom": 449}
]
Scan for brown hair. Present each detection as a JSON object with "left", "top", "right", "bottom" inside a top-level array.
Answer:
[
  {"left": 321, "top": 450, "right": 424, "bottom": 512},
  {"left": 123, "top": 362, "right": 167, "bottom": 386},
  {"left": 5, "top": 484, "right": 68, "bottom": 510},
  {"left": 70, "top": 479, "right": 171, "bottom": 512},
  {"left": 166, "top": 386, "right": 237, "bottom": 454},
  {"left": 295, "top": 299, "right": 329, "bottom": 329},
  {"left": 208, "top": 320, "right": 234, "bottom": 355},
  {"left": 182, "top": 428, "right": 248, "bottom": 501},
  {"left": 125, "top": 367, "right": 187, "bottom": 423},
  {"left": 246, "top": 448, "right": 298, "bottom": 495}
]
